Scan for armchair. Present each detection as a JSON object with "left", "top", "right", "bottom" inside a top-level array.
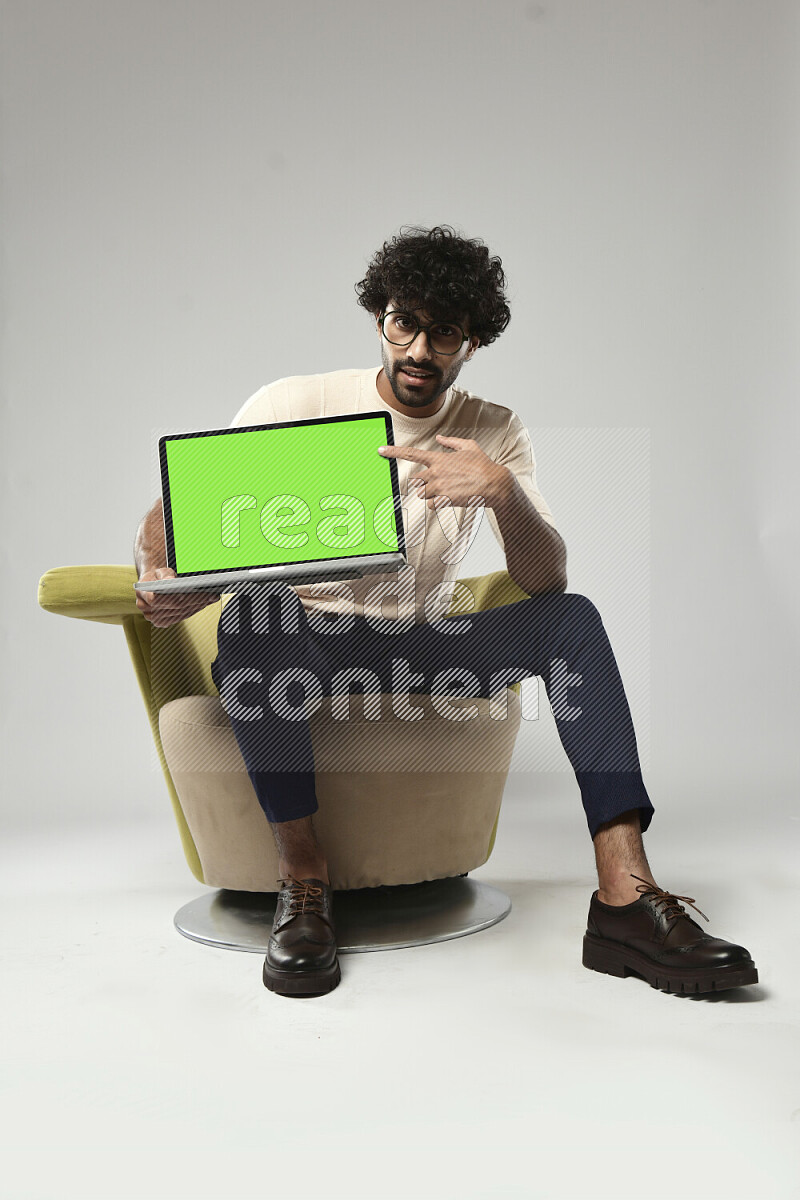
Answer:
[{"left": 38, "top": 566, "right": 529, "bottom": 952}]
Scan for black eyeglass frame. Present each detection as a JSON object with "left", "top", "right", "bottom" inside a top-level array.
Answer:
[{"left": 379, "top": 310, "right": 470, "bottom": 356}]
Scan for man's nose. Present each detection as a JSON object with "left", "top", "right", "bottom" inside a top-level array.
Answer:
[{"left": 407, "top": 328, "right": 433, "bottom": 359}]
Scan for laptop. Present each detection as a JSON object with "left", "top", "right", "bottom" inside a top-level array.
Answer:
[{"left": 134, "top": 411, "right": 407, "bottom": 595}]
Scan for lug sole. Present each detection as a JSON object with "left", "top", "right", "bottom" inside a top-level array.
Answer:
[
  {"left": 582, "top": 932, "right": 758, "bottom": 993},
  {"left": 263, "top": 956, "right": 341, "bottom": 997}
]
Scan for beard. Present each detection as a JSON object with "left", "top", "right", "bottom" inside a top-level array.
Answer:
[{"left": 380, "top": 343, "right": 465, "bottom": 409}]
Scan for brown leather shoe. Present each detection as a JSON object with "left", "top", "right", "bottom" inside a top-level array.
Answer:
[
  {"left": 582, "top": 874, "right": 758, "bottom": 994},
  {"left": 263, "top": 876, "right": 341, "bottom": 997}
]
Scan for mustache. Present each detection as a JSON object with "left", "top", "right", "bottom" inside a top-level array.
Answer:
[{"left": 396, "top": 360, "right": 439, "bottom": 376}]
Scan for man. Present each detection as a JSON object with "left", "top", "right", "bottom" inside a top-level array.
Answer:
[{"left": 134, "top": 226, "right": 758, "bottom": 999}]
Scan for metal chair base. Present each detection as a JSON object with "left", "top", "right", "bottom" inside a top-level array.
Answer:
[{"left": 174, "top": 877, "right": 511, "bottom": 954}]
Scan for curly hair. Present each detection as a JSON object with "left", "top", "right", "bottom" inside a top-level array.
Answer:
[{"left": 355, "top": 225, "right": 510, "bottom": 347}]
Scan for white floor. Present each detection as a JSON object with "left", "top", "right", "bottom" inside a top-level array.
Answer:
[{"left": 3, "top": 780, "right": 799, "bottom": 1200}]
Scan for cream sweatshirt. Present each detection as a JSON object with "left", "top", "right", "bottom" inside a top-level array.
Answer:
[{"left": 229, "top": 366, "right": 556, "bottom": 625}]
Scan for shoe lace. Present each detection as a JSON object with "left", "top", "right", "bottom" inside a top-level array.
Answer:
[
  {"left": 629, "top": 873, "right": 709, "bottom": 923},
  {"left": 277, "top": 875, "right": 326, "bottom": 917}
]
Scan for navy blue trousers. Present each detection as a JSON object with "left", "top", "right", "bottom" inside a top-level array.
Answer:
[{"left": 210, "top": 585, "right": 654, "bottom": 841}]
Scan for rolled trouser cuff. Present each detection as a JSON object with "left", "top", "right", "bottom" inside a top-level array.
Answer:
[{"left": 576, "top": 771, "right": 655, "bottom": 840}]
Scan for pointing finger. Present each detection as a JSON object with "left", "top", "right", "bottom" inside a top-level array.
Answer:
[{"left": 378, "top": 445, "right": 435, "bottom": 464}]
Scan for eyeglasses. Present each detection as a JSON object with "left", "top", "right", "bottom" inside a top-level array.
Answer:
[{"left": 379, "top": 311, "right": 469, "bottom": 356}]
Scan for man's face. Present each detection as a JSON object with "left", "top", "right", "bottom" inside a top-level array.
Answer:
[{"left": 377, "top": 301, "right": 480, "bottom": 413}]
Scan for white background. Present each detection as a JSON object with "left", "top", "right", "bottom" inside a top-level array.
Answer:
[
  {"left": 5, "top": 0, "right": 798, "bottom": 826},
  {"left": 2, "top": 5, "right": 799, "bottom": 1197}
]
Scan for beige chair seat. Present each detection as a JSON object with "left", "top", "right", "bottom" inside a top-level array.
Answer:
[{"left": 159, "top": 689, "right": 521, "bottom": 891}]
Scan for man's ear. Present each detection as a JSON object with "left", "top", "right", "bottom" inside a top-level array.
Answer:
[{"left": 464, "top": 336, "right": 481, "bottom": 362}]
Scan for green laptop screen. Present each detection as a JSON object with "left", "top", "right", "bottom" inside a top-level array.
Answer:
[{"left": 162, "top": 414, "right": 402, "bottom": 575}]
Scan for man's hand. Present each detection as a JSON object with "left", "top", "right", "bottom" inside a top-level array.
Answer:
[
  {"left": 135, "top": 567, "right": 221, "bottom": 628},
  {"left": 378, "top": 434, "right": 510, "bottom": 509}
]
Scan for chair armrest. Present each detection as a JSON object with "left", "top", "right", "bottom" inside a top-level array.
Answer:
[
  {"left": 37, "top": 565, "right": 140, "bottom": 625},
  {"left": 38, "top": 565, "right": 526, "bottom": 625},
  {"left": 448, "top": 570, "right": 530, "bottom": 616}
]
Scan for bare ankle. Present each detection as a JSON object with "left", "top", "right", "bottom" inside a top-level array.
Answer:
[
  {"left": 271, "top": 815, "right": 328, "bottom": 885},
  {"left": 597, "top": 870, "right": 657, "bottom": 905},
  {"left": 593, "top": 809, "right": 657, "bottom": 905},
  {"left": 278, "top": 859, "right": 329, "bottom": 885}
]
